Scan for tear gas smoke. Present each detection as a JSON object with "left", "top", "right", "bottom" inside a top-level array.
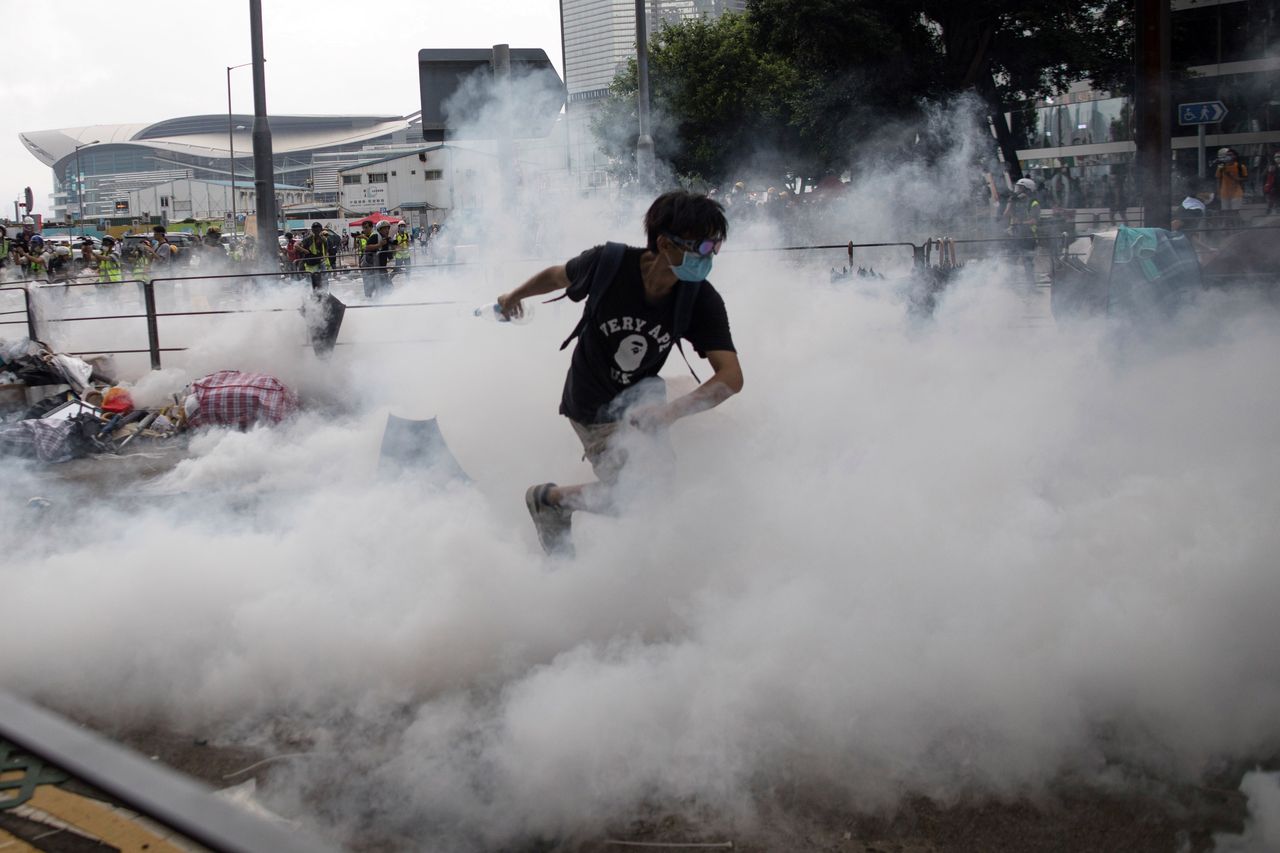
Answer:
[
  {"left": 3, "top": 100, "right": 1279, "bottom": 852},
  {"left": 1216, "top": 772, "right": 1280, "bottom": 852}
]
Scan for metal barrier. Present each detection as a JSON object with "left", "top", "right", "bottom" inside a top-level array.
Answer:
[
  {"left": 0, "top": 281, "right": 42, "bottom": 341},
  {"left": 0, "top": 690, "right": 341, "bottom": 853},
  {"left": 19, "top": 269, "right": 466, "bottom": 371}
]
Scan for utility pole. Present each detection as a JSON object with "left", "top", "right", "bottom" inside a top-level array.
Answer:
[
  {"left": 227, "top": 62, "right": 251, "bottom": 238},
  {"left": 492, "top": 44, "right": 516, "bottom": 207},
  {"left": 1134, "top": 0, "right": 1171, "bottom": 229},
  {"left": 634, "top": 0, "right": 656, "bottom": 190},
  {"left": 248, "top": 0, "right": 278, "bottom": 257}
]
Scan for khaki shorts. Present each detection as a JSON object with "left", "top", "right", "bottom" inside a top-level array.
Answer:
[{"left": 570, "top": 418, "right": 674, "bottom": 486}]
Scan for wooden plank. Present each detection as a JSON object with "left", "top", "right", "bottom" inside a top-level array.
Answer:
[{"left": 27, "top": 786, "right": 188, "bottom": 853}]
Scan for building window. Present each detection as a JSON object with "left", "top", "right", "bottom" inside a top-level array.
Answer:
[
  {"left": 390, "top": 171, "right": 396, "bottom": 177},
  {"left": 424, "top": 170, "right": 444, "bottom": 181},
  {"left": 367, "top": 173, "right": 388, "bottom": 183},
  {"left": 160, "top": 196, "right": 170, "bottom": 208},
  {"left": 411, "top": 170, "right": 417, "bottom": 175},
  {"left": 342, "top": 174, "right": 362, "bottom": 185}
]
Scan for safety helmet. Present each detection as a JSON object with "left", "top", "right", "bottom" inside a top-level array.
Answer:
[
  {"left": 397, "top": 221, "right": 407, "bottom": 230},
  {"left": 29, "top": 235, "right": 43, "bottom": 247},
  {"left": 377, "top": 221, "right": 392, "bottom": 230},
  {"left": 1217, "top": 147, "right": 1230, "bottom": 158},
  {"left": 21, "top": 215, "right": 34, "bottom": 226},
  {"left": 102, "top": 236, "right": 115, "bottom": 245},
  {"left": 54, "top": 245, "right": 71, "bottom": 257},
  {"left": 1015, "top": 177, "right": 1037, "bottom": 193},
  {"left": 311, "top": 221, "right": 323, "bottom": 230}
]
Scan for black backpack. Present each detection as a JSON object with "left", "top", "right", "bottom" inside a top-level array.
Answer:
[{"left": 556, "top": 242, "right": 703, "bottom": 381}]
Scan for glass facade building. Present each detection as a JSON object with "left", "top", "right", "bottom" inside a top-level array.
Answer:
[
  {"left": 1011, "top": 0, "right": 1280, "bottom": 209},
  {"left": 22, "top": 114, "right": 426, "bottom": 222}
]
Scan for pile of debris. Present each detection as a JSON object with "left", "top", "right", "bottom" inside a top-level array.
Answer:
[{"left": 0, "top": 338, "right": 297, "bottom": 465}]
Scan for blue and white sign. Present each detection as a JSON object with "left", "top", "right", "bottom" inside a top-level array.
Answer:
[{"left": 1179, "top": 101, "right": 1227, "bottom": 126}]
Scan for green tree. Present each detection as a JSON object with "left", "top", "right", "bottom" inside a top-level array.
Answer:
[
  {"left": 747, "top": 0, "right": 944, "bottom": 168},
  {"left": 594, "top": 0, "right": 1133, "bottom": 183},
  {"left": 592, "top": 13, "right": 800, "bottom": 184}
]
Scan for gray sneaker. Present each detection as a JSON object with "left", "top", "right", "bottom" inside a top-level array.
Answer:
[{"left": 525, "top": 483, "right": 574, "bottom": 557}]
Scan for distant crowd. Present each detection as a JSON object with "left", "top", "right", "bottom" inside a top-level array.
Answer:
[{"left": 0, "top": 217, "right": 448, "bottom": 292}]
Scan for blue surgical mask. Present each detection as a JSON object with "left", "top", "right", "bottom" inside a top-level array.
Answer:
[{"left": 672, "top": 251, "right": 713, "bottom": 282}]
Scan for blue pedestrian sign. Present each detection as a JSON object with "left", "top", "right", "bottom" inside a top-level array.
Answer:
[{"left": 1179, "top": 101, "right": 1227, "bottom": 125}]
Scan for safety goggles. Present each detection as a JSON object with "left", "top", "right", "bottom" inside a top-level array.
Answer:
[{"left": 664, "top": 233, "right": 723, "bottom": 257}]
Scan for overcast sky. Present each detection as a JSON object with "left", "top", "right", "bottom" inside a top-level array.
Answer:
[{"left": 0, "top": 1, "right": 563, "bottom": 217}]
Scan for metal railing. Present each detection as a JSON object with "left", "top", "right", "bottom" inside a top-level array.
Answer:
[{"left": 11, "top": 268, "right": 465, "bottom": 371}]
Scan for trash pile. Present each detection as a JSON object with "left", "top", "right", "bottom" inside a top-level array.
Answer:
[{"left": 0, "top": 338, "right": 298, "bottom": 465}]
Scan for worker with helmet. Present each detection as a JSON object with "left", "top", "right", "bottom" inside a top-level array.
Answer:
[
  {"left": 1007, "top": 177, "right": 1041, "bottom": 283},
  {"left": 15, "top": 233, "right": 47, "bottom": 278},
  {"left": 299, "top": 222, "right": 332, "bottom": 291},
  {"left": 361, "top": 220, "right": 394, "bottom": 298},
  {"left": 392, "top": 221, "right": 412, "bottom": 279},
  {"left": 89, "top": 236, "right": 124, "bottom": 285},
  {"left": 12, "top": 216, "right": 38, "bottom": 258}
]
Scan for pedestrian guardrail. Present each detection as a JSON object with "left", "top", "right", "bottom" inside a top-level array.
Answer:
[{"left": 9, "top": 226, "right": 1276, "bottom": 374}]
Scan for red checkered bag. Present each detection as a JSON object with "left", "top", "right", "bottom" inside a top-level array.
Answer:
[{"left": 187, "top": 370, "right": 298, "bottom": 430}]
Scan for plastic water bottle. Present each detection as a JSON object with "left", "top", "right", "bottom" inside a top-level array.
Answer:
[{"left": 474, "top": 301, "right": 534, "bottom": 324}]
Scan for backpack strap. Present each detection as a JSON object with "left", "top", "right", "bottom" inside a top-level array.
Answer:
[
  {"left": 671, "top": 279, "right": 703, "bottom": 383},
  {"left": 558, "top": 241, "right": 627, "bottom": 351}
]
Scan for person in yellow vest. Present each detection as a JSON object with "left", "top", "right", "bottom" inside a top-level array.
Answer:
[
  {"left": 1004, "top": 177, "right": 1041, "bottom": 284},
  {"left": 89, "top": 236, "right": 124, "bottom": 284},
  {"left": 126, "top": 244, "right": 151, "bottom": 282},
  {"left": 392, "top": 221, "right": 412, "bottom": 279},
  {"left": 298, "top": 222, "right": 332, "bottom": 291},
  {"left": 16, "top": 235, "right": 47, "bottom": 278}
]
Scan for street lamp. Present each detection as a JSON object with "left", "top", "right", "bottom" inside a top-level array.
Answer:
[
  {"left": 634, "top": 0, "right": 655, "bottom": 189},
  {"left": 227, "top": 61, "right": 252, "bottom": 237},
  {"left": 73, "top": 139, "right": 100, "bottom": 238}
]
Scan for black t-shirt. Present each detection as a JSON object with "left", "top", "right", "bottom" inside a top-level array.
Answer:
[{"left": 559, "top": 244, "right": 735, "bottom": 424}]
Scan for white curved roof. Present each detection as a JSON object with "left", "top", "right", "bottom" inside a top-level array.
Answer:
[{"left": 20, "top": 113, "right": 416, "bottom": 169}]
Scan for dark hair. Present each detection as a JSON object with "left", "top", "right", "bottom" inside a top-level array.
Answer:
[
  {"left": 153, "top": 225, "right": 166, "bottom": 234},
  {"left": 643, "top": 191, "right": 727, "bottom": 253}
]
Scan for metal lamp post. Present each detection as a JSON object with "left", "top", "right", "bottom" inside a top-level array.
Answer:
[
  {"left": 227, "top": 62, "right": 252, "bottom": 238},
  {"left": 73, "top": 139, "right": 100, "bottom": 238},
  {"left": 634, "top": 0, "right": 655, "bottom": 190}
]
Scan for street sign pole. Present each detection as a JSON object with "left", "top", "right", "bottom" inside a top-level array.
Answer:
[
  {"left": 1177, "top": 101, "right": 1227, "bottom": 182},
  {"left": 1198, "top": 124, "right": 1206, "bottom": 179}
]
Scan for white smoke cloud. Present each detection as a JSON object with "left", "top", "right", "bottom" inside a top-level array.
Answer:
[
  {"left": 2, "top": 99, "right": 1278, "bottom": 851},
  {"left": 1216, "top": 772, "right": 1280, "bottom": 853}
]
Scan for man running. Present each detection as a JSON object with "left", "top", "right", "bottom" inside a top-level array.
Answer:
[{"left": 496, "top": 191, "right": 742, "bottom": 556}]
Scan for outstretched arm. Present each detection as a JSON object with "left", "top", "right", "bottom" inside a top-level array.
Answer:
[
  {"left": 631, "top": 349, "right": 743, "bottom": 430},
  {"left": 496, "top": 264, "right": 570, "bottom": 318}
]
